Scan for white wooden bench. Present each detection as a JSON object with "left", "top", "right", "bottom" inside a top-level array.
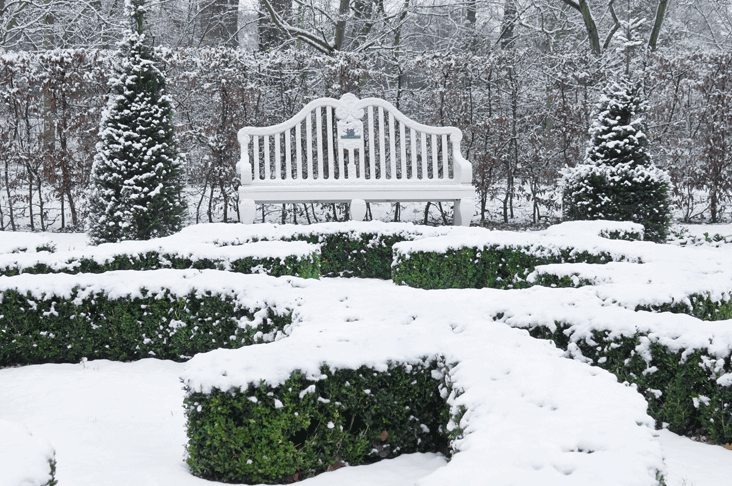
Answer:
[{"left": 236, "top": 93, "right": 476, "bottom": 225}]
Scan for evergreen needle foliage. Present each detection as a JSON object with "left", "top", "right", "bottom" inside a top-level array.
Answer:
[
  {"left": 561, "top": 78, "right": 671, "bottom": 243},
  {"left": 87, "top": 0, "right": 186, "bottom": 244}
]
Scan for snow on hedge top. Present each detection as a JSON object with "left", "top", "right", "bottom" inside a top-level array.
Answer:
[
  {"left": 0, "top": 240, "right": 317, "bottom": 274},
  {"left": 0, "top": 220, "right": 639, "bottom": 264},
  {"left": 392, "top": 220, "right": 648, "bottom": 261},
  {"left": 0, "top": 419, "right": 55, "bottom": 486},
  {"left": 176, "top": 221, "right": 449, "bottom": 246},
  {"left": 529, "top": 257, "right": 732, "bottom": 310},
  {"left": 0, "top": 269, "right": 297, "bottom": 309},
  {"left": 182, "top": 278, "right": 665, "bottom": 486}
]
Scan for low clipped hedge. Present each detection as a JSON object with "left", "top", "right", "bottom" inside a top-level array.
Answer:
[
  {"left": 531, "top": 270, "right": 732, "bottom": 321},
  {"left": 392, "top": 245, "right": 620, "bottom": 290},
  {"left": 599, "top": 228, "right": 644, "bottom": 241},
  {"left": 0, "top": 251, "right": 320, "bottom": 279},
  {"left": 184, "top": 359, "right": 451, "bottom": 484},
  {"left": 0, "top": 230, "right": 405, "bottom": 281},
  {"left": 638, "top": 295, "right": 732, "bottom": 321},
  {"left": 516, "top": 320, "right": 732, "bottom": 445},
  {"left": 0, "top": 287, "right": 290, "bottom": 366},
  {"left": 295, "top": 232, "right": 407, "bottom": 279}
]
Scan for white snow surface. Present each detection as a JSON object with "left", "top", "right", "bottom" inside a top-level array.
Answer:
[
  {"left": 392, "top": 220, "right": 649, "bottom": 263},
  {"left": 2, "top": 222, "right": 732, "bottom": 485},
  {"left": 0, "top": 240, "right": 318, "bottom": 274},
  {"left": 0, "top": 419, "right": 55, "bottom": 486}
]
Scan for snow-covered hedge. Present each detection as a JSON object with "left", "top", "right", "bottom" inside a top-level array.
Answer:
[
  {"left": 500, "top": 304, "right": 732, "bottom": 445},
  {"left": 391, "top": 222, "right": 645, "bottom": 289},
  {"left": 0, "top": 270, "right": 292, "bottom": 366},
  {"left": 196, "top": 222, "right": 447, "bottom": 279},
  {"left": 0, "top": 419, "right": 56, "bottom": 486},
  {"left": 528, "top": 255, "right": 732, "bottom": 321},
  {"left": 184, "top": 359, "right": 450, "bottom": 484},
  {"left": 181, "top": 277, "right": 665, "bottom": 486},
  {"left": 0, "top": 240, "right": 320, "bottom": 279}
]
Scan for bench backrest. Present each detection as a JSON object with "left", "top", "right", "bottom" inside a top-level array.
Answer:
[{"left": 237, "top": 93, "right": 472, "bottom": 186}]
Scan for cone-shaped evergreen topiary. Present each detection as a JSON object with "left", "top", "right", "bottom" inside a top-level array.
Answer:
[
  {"left": 561, "top": 78, "right": 671, "bottom": 243},
  {"left": 87, "top": 0, "right": 186, "bottom": 244}
]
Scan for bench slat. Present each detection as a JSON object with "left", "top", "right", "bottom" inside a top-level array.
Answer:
[
  {"left": 367, "top": 106, "right": 375, "bottom": 180},
  {"left": 275, "top": 132, "right": 281, "bottom": 180},
  {"left": 389, "top": 112, "right": 396, "bottom": 180},
  {"left": 432, "top": 134, "right": 438, "bottom": 180},
  {"left": 399, "top": 120, "right": 406, "bottom": 180},
  {"left": 327, "top": 107, "right": 335, "bottom": 180},
  {"left": 378, "top": 107, "right": 386, "bottom": 180},
  {"left": 316, "top": 108, "right": 324, "bottom": 180},
  {"left": 442, "top": 134, "right": 448, "bottom": 179},
  {"left": 407, "top": 128, "right": 418, "bottom": 179},
  {"left": 285, "top": 129, "right": 292, "bottom": 180},
  {"left": 421, "top": 131, "right": 428, "bottom": 180},
  {"left": 296, "top": 121, "right": 303, "bottom": 179}
]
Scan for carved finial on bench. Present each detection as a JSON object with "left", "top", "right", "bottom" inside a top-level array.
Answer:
[{"left": 335, "top": 93, "right": 364, "bottom": 121}]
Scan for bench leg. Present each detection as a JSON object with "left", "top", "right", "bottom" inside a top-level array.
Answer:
[
  {"left": 454, "top": 199, "right": 475, "bottom": 226},
  {"left": 239, "top": 198, "right": 256, "bottom": 224},
  {"left": 350, "top": 199, "right": 367, "bottom": 222}
]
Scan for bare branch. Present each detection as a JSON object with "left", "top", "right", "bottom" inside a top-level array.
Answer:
[{"left": 603, "top": 0, "right": 621, "bottom": 50}]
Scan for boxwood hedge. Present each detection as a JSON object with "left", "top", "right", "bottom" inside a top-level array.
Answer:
[
  {"left": 517, "top": 320, "right": 732, "bottom": 445},
  {"left": 294, "top": 232, "right": 407, "bottom": 279},
  {"left": 530, "top": 270, "right": 732, "bottom": 321},
  {"left": 391, "top": 245, "right": 619, "bottom": 290},
  {"left": 0, "top": 287, "right": 290, "bottom": 366},
  {"left": 0, "top": 250, "right": 320, "bottom": 280},
  {"left": 184, "top": 359, "right": 451, "bottom": 484}
]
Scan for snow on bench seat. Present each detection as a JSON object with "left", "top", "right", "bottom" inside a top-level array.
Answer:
[{"left": 236, "top": 93, "right": 476, "bottom": 225}]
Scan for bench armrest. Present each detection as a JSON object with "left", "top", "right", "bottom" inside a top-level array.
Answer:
[
  {"left": 451, "top": 133, "right": 473, "bottom": 185},
  {"left": 236, "top": 130, "right": 253, "bottom": 185}
]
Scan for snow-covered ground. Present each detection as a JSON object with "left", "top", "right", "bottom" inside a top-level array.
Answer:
[{"left": 2, "top": 223, "right": 732, "bottom": 486}]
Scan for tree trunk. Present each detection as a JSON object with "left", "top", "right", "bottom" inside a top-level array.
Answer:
[
  {"left": 334, "top": 0, "right": 350, "bottom": 50},
  {"left": 259, "top": 0, "right": 292, "bottom": 50},
  {"left": 559, "top": 0, "right": 601, "bottom": 55},
  {"left": 207, "top": 183, "right": 215, "bottom": 223},
  {"left": 28, "top": 170, "right": 34, "bottom": 231},
  {"left": 466, "top": 0, "right": 476, "bottom": 26},
  {"left": 499, "top": 0, "right": 517, "bottom": 48},
  {"left": 648, "top": 0, "right": 669, "bottom": 51},
  {"left": 201, "top": 0, "right": 240, "bottom": 47},
  {"left": 4, "top": 159, "right": 16, "bottom": 231}
]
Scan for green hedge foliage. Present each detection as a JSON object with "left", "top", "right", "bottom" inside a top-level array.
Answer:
[
  {"left": 0, "top": 230, "right": 406, "bottom": 280},
  {"left": 531, "top": 270, "right": 732, "bottom": 321},
  {"left": 0, "top": 287, "right": 291, "bottom": 366},
  {"left": 295, "top": 232, "right": 407, "bottom": 279},
  {"left": 599, "top": 228, "right": 644, "bottom": 241},
  {"left": 185, "top": 359, "right": 451, "bottom": 484},
  {"left": 46, "top": 458, "right": 58, "bottom": 486},
  {"left": 0, "top": 251, "right": 320, "bottom": 279},
  {"left": 521, "top": 321, "right": 732, "bottom": 445},
  {"left": 638, "top": 294, "right": 732, "bottom": 321},
  {"left": 392, "top": 245, "right": 618, "bottom": 290}
]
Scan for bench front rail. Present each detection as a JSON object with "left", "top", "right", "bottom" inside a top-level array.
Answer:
[{"left": 237, "top": 93, "right": 475, "bottom": 225}]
